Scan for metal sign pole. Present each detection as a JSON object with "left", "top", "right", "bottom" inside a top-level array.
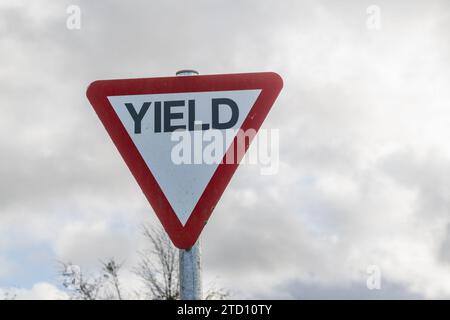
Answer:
[
  {"left": 176, "top": 69, "right": 202, "bottom": 300},
  {"left": 179, "top": 239, "right": 202, "bottom": 300}
]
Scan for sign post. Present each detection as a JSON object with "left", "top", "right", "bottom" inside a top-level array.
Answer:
[
  {"left": 86, "top": 71, "right": 283, "bottom": 299},
  {"left": 176, "top": 69, "right": 202, "bottom": 300}
]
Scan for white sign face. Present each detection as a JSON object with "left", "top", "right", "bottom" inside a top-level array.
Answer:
[{"left": 108, "top": 90, "right": 261, "bottom": 225}]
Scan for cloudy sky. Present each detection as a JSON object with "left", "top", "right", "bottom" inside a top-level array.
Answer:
[{"left": 1, "top": 0, "right": 450, "bottom": 299}]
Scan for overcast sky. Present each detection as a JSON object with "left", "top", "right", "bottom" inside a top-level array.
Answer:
[{"left": 1, "top": 0, "right": 450, "bottom": 299}]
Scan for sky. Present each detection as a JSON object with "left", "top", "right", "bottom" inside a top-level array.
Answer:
[{"left": 0, "top": 0, "right": 450, "bottom": 299}]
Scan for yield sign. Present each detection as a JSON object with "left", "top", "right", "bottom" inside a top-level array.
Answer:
[{"left": 86, "top": 72, "right": 283, "bottom": 248}]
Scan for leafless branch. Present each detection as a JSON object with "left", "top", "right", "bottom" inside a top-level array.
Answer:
[
  {"left": 59, "top": 261, "right": 102, "bottom": 300},
  {"left": 101, "top": 258, "right": 124, "bottom": 300},
  {"left": 58, "top": 225, "right": 228, "bottom": 300},
  {"left": 134, "top": 225, "right": 179, "bottom": 300}
]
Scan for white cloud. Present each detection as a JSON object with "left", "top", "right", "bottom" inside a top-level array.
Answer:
[{"left": 1, "top": 283, "right": 68, "bottom": 300}]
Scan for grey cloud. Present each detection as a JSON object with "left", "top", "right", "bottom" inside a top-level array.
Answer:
[
  {"left": 1, "top": 0, "right": 450, "bottom": 298},
  {"left": 272, "top": 278, "right": 424, "bottom": 299}
]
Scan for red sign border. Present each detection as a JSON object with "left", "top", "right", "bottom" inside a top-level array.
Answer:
[{"left": 86, "top": 72, "right": 283, "bottom": 248}]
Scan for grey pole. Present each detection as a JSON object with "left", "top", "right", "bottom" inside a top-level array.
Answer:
[{"left": 176, "top": 69, "right": 202, "bottom": 300}]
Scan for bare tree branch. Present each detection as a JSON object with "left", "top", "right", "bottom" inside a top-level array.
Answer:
[
  {"left": 101, "top": 258, "right": 124, "bottom": 300},
  {"left": 58, "top": 225, "right": 228, "bottom": 300},
  {"left": 134, "top": 225, "right": 179, "bottom": 300},
  {"left": 59, "top": 261, "right": 102, "bottom": 300}
]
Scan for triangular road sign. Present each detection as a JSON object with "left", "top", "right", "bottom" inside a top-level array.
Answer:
[{"left": 86, "top": 72, "right": 283, "bottom": 248}]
